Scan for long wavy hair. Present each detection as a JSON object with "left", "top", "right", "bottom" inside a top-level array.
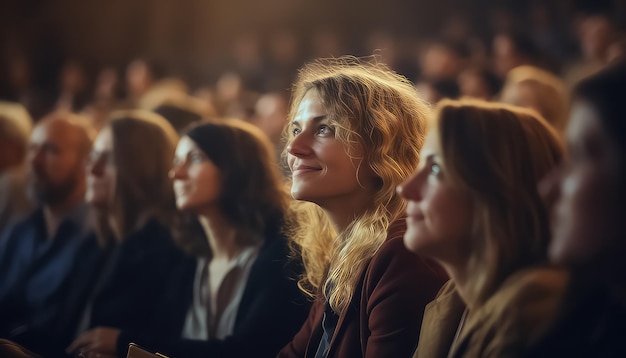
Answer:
[
  {"left": 175, "top": 119, "right": 292, "bottom": 256},
  {"left": 284, "top": 56, "right": 430, "bottom": 313},
  {"left": 96, "top": 110, "right": 179, "bottom": 245},
  {"left": 432, "top": 99, "right": 564, "bottom": 306}
]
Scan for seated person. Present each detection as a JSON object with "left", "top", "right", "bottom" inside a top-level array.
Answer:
[
  {"left": 68, "top": 120, "right": 310, "bottom": 358},
  {"left": 397, "top": 99, "right": 564, "bottom": 357},
  {"left": 0, "top": 112, "right": 95, "bottom": 351}
]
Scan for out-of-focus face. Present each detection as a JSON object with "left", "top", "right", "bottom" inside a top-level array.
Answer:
[
  {"left": 493, "top": 35, "right": 520, "bottom": 77},
  {"left": 286, "top": 89, "right": 377, "bottom": 211},
  {"left": 458, "top": 70, "right": 490, "bottom": 100},
  {"left": 542, "top": 101, "right": 624, "bottom": 266},
  {"left": 85, "top": 127, "right": 116, "bottom": 207},
  {"left": 170, "top": 136, "right": 222, "bottom": 213},
  {"left": 28, "top": 119, "right": 86, "bottom": 206},
  {"left": 397, "top": 130, "right": 473, "bottom": 264}
]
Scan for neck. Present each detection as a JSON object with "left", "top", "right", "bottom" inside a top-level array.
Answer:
[
  {"left": 439, "top": 258, "right": 473, "bottom": 309},
  {"left": 319, "top": 191, "right": 374, "bottom": 234},
  {"left": 198, "top": 207, "right": 243, "bottom": 260},
  {"left": 45, "top": 188, "right": 84, "bottom": 220}
]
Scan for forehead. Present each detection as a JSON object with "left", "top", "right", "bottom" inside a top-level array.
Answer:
[
  {"left": 31, "top": 119, "right": 80, "bottom": 146},
  {"left": 421, "top": 128, "right": 441, "bottom": 157},
  {"left": 294, "top": 89, "right": 327, "bottom": 122},
  {"left": 176, "top": 135, "right": 200, "bottom": 154}
]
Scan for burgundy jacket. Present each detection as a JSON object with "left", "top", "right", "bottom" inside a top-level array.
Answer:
[{"left": 277, "top": 220, "right": 447, "bottom": 358}]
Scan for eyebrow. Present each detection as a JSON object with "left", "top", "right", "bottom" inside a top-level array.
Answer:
[{"left": 290, "top": 115, "right": 328, "bottom": 127}]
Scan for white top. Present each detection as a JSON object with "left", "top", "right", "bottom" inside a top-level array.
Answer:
[{"left": 181, "top": 244, "right": 261, "bottom": 340}]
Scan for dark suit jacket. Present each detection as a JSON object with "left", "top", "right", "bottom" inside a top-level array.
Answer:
[
  {"left": 116, "top": 230, "right": 311, "bottom": 358},
  {"left": 85, "top": 219, "right": 186, "bottom": 333},
  {"left": 278, "top": 220, "right": 447, "bottom": 358},
  {"left": 24, "top": 218, "right": 186, "bottom": 358}
]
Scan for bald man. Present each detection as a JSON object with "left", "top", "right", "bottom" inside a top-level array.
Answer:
[
  {"left": 0, "top": 102, "right": 34, "bottom": 231},
  {"left": 0, "top": 112, "right": 96, "bottom": 354}
]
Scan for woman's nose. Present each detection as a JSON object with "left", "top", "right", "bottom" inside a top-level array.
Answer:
[
  {"left": 397, "top": 170, "right": 424, "bottom": 201},
  {"left": 286, "top": 132, "right": 313, "bottom": 158}
]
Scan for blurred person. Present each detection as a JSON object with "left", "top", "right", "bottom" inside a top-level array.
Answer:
[
  {"left": 55, "top": 61, "right": 91, "bottom": 113},
  {"left": 277, "top": 57, "right": 447, "bottom": 358},
  {"left": 527, "top": 1, "right": 574, "bottom": 62},
  {"left": 531, "top": 60, "right": 626, "bottom": 357},
  {"left": 213, "top": 72, "right": 259, "bottom": 120},
  {"left": 0, "top": 112, "right": 95, "bottom": 348},
  {"left": 564, "top": 14, "right": 618, "bottom": 88},
  {"left": 419, "top": 40, "right": 468, "bottom": 82},
  {"left": 70, "top": 120, "right": 311, "bottom": 358},
  {"left": 492, "top": 32, "right": 551, "bottom": 78},
  {"left": 266, "top": 29, "right": 303, "bottom": 92},
  {"left": 137, "top": 78, "right": 189, "bottom": 111},
  {"left": 416, "top": 78, "right": 461, "bottom": 104},
  {"left": 153, "top": 101, "right": 204, "bottom": 134},
  {"left": 398, "top": 100, "right": 564, "bottom": 357},
  {"left": 60, "top": 111, "right": 186, "bottom": 358},
  {"left": 79, "top": 67, "right": 123, "bottom": 132},
  {"left": 500, "top": 65, "right": 569, "bottom": 133},
  {"left": 0, "top": 102, "right": 34, "bottom": 231},
  {"left": 250, "top": 92, "right": 289, "bottom": 153},
  {"left": 126, "top": 59, "right": 154, "bottom": 107},
  {"left": 457, "top": 66, "right": 502, "bottom": 101}
]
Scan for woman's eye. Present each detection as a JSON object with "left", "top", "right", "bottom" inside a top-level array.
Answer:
[
  {"left": 317, "top": 125, "right": 333, "bottom": 136},
  {"left": 190, "top": 153, "right": 204, "bottom": 163},
  {"left": 430, "top": 163, "right": 441, "bottom": 176},
  {"left": 292, "top": 127, "right": 302, "bottom": 136}
]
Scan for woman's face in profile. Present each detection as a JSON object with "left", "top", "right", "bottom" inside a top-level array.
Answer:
[
  {"left": 170, "top": 136, "right": 222, "bottom": 214},
  {"left": 286, "top": 89, "right": 378, "bottom": 209},
  {"left": 397, "top": 129, "right": 473, "bottom": 263},
  {"left": 544, "top": 101, "right": 624, "bottom": 266},
  {"left": 85, "top": 127, "right": 116, "bottom": 207}
]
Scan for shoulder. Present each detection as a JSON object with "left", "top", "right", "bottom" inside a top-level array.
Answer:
[
  {"left": 468, "top": 267, "right": 570, "bottom": 346},
  {"left": 489, "top": 267, "right": 570, "bottom": 311}
]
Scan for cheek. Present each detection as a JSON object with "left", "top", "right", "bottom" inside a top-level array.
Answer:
[
  {"left": 551, "top": 170, "right": 622, "bottom": 264},
  {"left": 287, "top": 154, "right": 296, "bottom": 171}
]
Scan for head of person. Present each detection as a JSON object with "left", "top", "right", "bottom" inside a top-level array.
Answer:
[
  {"left": 399, "top": 99, "right": 564, "bottom": 307},
  {"left": 0, "top": 102, "right": 32, "bottom": 173},
  {"left": 85, "top": 110, "right": 178, "bottom": 243},
  {"left": 285, "top": 56, "right": 430, "bottom": 313},
  {"left": 28, "top": 111, "right": 94, "bottom": 208},
  {"left": 458, "top": 66, "right": 502, "bottom": 101},
  {"left": 492, "top": 32, "right": 542, "bottom": 78},
  {"left": 543, "top": 60, "right": 626, "bottom": 271},
  {"left": 500, "top": 65, "right": 569, "bottom": 133},
  {"left": 169, "top": 119, "right": 290, "bottom": 255}
]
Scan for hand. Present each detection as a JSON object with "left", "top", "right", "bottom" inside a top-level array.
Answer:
[{"left": 67, "top": 327, "right": 121, "bottom": 357}]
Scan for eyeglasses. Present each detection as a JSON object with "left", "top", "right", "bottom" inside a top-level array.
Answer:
[{"left": 86, "top": 150, "right": 113, "bottom": 167}]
